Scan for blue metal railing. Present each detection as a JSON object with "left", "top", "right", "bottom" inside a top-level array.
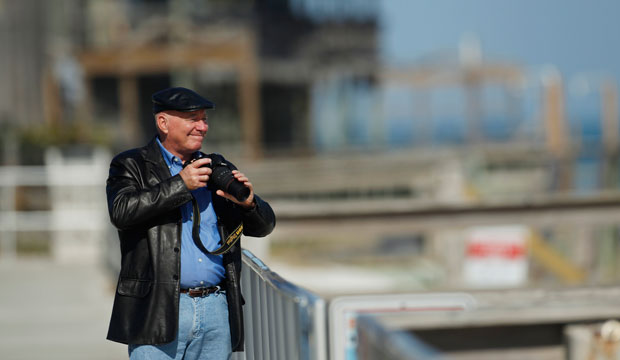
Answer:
[{"left": 237, "top": 249, "right": 328, "bottom": 360}]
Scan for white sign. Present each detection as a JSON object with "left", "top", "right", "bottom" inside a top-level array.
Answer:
[{"left": 463, "top": 225, "right": 529, "bottom": 288}]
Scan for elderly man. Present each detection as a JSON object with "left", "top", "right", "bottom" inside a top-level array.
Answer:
[{"left": 105, "top": 87, "right": 275, "bottom": 359}]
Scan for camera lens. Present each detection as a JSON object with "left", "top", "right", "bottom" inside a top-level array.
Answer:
[
  {"left": 226, "top": 178, "right": 251, "bottom": 202},
  {"left": 211, "top": 165, "right": 250, "bottom": 202}
]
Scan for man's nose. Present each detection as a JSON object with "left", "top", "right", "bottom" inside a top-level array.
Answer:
[{"left": 196, "top": 121, "right": 208, "bottom": 132}]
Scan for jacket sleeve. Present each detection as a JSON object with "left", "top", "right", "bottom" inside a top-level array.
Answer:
[
  {"left": 106, "top": 155, "right": 193, "bottom": 230},
  {"left": 240, "top": 194, "right": 276, "bottom": 237}
]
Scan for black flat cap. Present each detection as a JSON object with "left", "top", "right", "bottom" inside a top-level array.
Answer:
[{"left": 152, "top": 87, "right": 215, "bottom": 114}]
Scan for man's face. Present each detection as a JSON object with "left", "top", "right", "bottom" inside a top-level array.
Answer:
[{"left": 157, "top": 109, "right": 208, "bottom": 160}]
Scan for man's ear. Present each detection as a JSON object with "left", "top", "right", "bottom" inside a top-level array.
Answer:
[{"left": 156, "top": 113, "right": 168, "bottom": 134}]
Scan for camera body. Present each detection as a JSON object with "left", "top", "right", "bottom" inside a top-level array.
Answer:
[{"left": 184, "top": 152, "right": 250, "bottom": 202}]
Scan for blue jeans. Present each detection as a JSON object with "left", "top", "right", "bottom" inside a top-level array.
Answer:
[{"left": 129, "top": 292, "right": 232, "bottom": 360}]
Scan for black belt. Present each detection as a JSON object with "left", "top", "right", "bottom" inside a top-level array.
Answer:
[{"left": 180, "top": 285, "right": 225, "bottom": 297}]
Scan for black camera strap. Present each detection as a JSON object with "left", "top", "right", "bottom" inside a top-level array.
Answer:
[{"left": 190, "top": 196, "right": 242, "bottom": 256}]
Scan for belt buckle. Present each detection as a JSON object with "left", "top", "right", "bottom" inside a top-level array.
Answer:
[{"left": 189, "top": 285, "right": 221, "bottom": 297}]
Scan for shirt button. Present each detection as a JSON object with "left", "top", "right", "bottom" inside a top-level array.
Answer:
[
  {"left": 174, "top": 247, "right": 180, "bottom": 253},
  {"left": 200, "top": 281, "right": 204, "bottom": 285},
  {"left": 198, "top": 258, "right": 203, "bottom": 262}
]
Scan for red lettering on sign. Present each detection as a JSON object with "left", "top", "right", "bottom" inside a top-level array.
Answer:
[{"left": 466, "top": 243, "right": 525, "bottom": 259}]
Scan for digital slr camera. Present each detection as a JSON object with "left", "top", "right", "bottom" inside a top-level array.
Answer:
[{"left": 184, "top": 153, "right": 250, "bottom": 202}]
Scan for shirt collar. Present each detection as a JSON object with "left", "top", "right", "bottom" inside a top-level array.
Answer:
[{"left": 156, "top": 137, "right": 183, "bottom": 168}]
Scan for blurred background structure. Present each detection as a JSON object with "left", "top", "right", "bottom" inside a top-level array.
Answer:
[{"left": 2, "top": 0, "right": 620, "bottom": 359}]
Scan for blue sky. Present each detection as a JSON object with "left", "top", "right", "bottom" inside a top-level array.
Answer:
[{"left": 379, "top": 0, "right": 620, "bottom": 81}]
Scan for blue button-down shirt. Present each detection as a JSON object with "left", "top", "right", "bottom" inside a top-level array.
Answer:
[{"left": 156, "top": 138, "right": 225, "bottom": 288}]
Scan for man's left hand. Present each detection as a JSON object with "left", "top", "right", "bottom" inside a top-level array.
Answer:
[{"left": 215, "top": 170, "right": 256, "bottom": 209}]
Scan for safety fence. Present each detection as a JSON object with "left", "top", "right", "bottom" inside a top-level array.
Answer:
[
  {"left": 237, "top": 255, "right": 620, "bottom": 360},
  {"left": 237, "top": 250, "right": 328, "bottom": 360},
  {"left": 237, "top": 250, "right": 470, "bottom": 360},
  {"left": 0, "top": 147, "right": 111, "bottom": 262}
]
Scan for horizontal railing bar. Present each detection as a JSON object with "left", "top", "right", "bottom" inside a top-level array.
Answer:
[
  {"left": 0, "top": 211, "right": 108, "bottom": 231},
  {"left": 0, "top": 166, "right": 107, "bottom": 186},
  {"left": 273, "top": 192, "right": 620, "bottom": 222}
]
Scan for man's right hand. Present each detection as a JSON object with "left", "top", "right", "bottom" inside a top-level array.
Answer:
[{"left": 179, "top": 158, "right": 212, "bottom": 190}]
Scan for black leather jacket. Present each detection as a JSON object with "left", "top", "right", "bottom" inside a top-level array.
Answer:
[{"left": 105, "top": 137, "right": 275, "bottom": 351}]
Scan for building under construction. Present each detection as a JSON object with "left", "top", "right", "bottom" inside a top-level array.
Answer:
[
  {"left": 0, "top": 0, "right": 380, "bottom": 161},
  {"left": 2, "top": 1, "right": 619, "bottom": 177}
]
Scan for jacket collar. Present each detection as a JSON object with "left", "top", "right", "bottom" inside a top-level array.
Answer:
[
  {"left": 142, "top": 136, "right": 172, "bottom": 181},
  {"left": 143, "top": 136, "right": 165, "bottom": 164}
]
